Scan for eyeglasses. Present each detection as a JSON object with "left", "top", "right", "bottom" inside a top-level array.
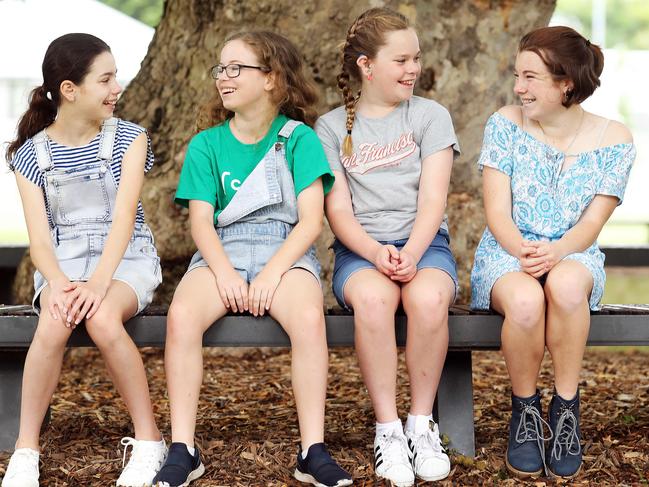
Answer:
[{"left": 209, "top": 63, "right": 271, "bottom": 79}]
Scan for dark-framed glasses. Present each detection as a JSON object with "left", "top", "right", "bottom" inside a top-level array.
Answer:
[{"left": 210, "top": 63, "right": 271, "bottom": 79}]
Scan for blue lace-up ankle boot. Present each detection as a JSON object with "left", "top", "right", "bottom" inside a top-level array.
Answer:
[
  {"left": 506, "top": 390, "right": 552, "bottom": 478},
  {"left": 547, "top": 389, "right": 582, "bottom": 478}
]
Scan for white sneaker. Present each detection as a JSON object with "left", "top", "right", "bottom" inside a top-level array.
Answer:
[
  {"left": 116, "top": 437, "right": 167, "bottom": 487},
  {"left": 374, "top": 429, "right": 414, "bottom": 487},
  {"left": 1, "top": 448, "right": 39, "bottom": 487},
  {"left": 405, "top": 419, "right": 451, "bottom": 481}
]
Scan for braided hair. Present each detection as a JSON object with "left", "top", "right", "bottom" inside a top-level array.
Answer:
[{"left": 337, "top": 8, "right": 409, "bottom": 156}]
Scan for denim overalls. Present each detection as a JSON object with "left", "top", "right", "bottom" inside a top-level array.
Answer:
[
  {"left": 31, "top": 117, "right": 162, "bottom": 314},
  {"left": 187, "top": 120, "right": 321, "bottom": 283}
]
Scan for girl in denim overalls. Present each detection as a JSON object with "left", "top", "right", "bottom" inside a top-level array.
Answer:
[
  {"left": 152, "top": 32, "right": 352, "bottom": 487},
  {"left": 3, "top": 34, "right": 165, "bottom": 487}
]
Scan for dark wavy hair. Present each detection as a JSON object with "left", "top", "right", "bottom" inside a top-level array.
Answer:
[
  {"left": 6, "top": 33, "right": 111, "bottom": 165},
  {"left": 196, "top": 31, "right": 319, "bottom": 131}
]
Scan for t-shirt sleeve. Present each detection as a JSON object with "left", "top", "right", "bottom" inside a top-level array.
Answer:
[
  {"left": 116, "top": 120, "right": 155, "bottom": 173},
  {"left": 174, "top": 133, "right": 219, "bottom": 209},
  {"left": 419, "top": 104, "right": 460, "bottom": 160},
  {"left": 314, "top": 117, "right": 344, "bottom": 174},
  {"left": 11, "top": 140, "right": 44, "bottom": 187},
  {"left": 597, "top": 144, "right": 636, "bottom": 205},
  {"left": 288, "top": 125, "right": 335, "bottom": 196},
  {"left": 477, "top": 113, "right": 515, "bottom": 177}
]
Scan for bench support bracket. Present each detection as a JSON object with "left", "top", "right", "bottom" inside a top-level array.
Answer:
[{"left": 0, "top": 350, "right": 27, "bottom": 451}]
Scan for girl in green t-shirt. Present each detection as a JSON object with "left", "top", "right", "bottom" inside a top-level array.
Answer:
[{"left": 153, "top": 31, "right": 352, "bottom": 487}]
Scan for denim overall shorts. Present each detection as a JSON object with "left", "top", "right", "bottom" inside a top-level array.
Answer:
[
  {"left": 187, "top": 120, "right": 321, "bottom": 284},
  {"left": 31, "top": 117, "right": 162, "bottom": 314}
]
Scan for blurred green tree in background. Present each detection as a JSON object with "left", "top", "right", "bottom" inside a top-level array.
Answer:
[{"left": 99, "top": 0, "right": 164, "bottom": 27}]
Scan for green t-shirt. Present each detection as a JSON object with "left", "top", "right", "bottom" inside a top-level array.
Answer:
[{"left": 175, "top": 114, "right": 334, "bottom": 223}]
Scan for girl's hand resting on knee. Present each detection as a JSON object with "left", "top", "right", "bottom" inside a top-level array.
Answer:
[
  {"left": 48, "top": 277, "right": 78, "bottom": 323},
  {"left": 248, "top": 268, "right": 281, "bottom": 317},
  {"left": 216, "top": 269, "right": 249, "bottom": 313},
  {"left": 374, "top": 244, "right": 399, "bottom": 277},
  {"left": 65, "top": 277, "right": 110, "bottom": 325},
  {"left": 390, "top": 249, "right": 417, "bottom": 283}
]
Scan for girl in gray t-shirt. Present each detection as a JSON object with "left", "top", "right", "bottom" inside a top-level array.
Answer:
[{"left": 316, "top": 7, "right": 460, "bottom": 486}]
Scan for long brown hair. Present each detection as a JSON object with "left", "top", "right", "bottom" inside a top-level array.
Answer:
[
  {"left": 196, "top": 31, "right": 319, "bottom": 131},
  {"left": 519, "top": 26, "right": 604, "bottom": 107},
  {"left": 6, "top": 33, "right": 111, "bottom": 165},
  {"left": 338, "top": 8, "right": 410, "bottom": 156}
]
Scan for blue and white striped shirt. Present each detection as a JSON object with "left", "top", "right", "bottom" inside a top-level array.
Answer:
[{"left": 11, "top": 119, "right": 154, "bottom": 228}]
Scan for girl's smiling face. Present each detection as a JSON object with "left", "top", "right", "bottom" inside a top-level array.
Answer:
[
  {"left": 216, "top": 39, "right": 273, "bottom": 113},
  {"left": 361, "top": 28, "right": 421, "bottom": 105},
  {"left": 72, "top": 51, "right": 121, "bottom": 121},
  {"left": 514, "top": 50, "right": 572, "bottom": 119}
]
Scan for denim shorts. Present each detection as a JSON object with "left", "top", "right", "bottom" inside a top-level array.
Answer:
[
  {"left": 33, "top": 223, "right": 162, "bottom": 315},
  {"left": 187, "top": 220, "right": 321, "bottom": 285},
  {"left": 332, "top": 230, "right": 459, "bottom": 309}
]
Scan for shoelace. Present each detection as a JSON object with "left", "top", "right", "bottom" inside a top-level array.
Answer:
[
  {"left": 378, "top": 430, "right": 410, "bottom": 469},
  {"left": 551, "top": 406, "right": 581, "bottom": 462},
  {"left": 120, "top": 437, "right": 162, "bottom": 472},
  {"left": 7, "top": 450, "right": 39, "bottom": 478},
  {"left": 515, "top": 403, "right": 553, "bottom": 473},
  {"left": 413, "top": 424, "right": 446, "bottom": 461}
]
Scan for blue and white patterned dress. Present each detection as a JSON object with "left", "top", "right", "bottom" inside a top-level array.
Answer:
[{"left": 471, "top": 112, "right": 636, "bottom": 311}]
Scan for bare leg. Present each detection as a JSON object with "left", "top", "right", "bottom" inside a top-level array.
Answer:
[
  {"left": 544, "top": 260, "right": 593, "bottom": 399},
  {"left": 345, "top": 270, "right": 401, "bottom": 423},
  {"left": 401, "top": 269, "right": 454, "bottom": 415},
  {"left": 84, "top": 280, "right": 159, "bottom": 440},
  {"left": 491, "top": 272, "right": 546, "bottom": 397},
  {"left": 15, "top": 286, "right": 73, "bottom": 450},
  {"left": 164, "top": 268, "right": 228, "bottom": 445},
  {"left": 269, "top": 268, "right": 327, "bottom": 450}
]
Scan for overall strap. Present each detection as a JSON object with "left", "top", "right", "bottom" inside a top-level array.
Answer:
[
  {"left": 595, "top": 119, "right": 610, "bottom": 148},
  {"left": 277, "top": 119, "right": 303, "bottom": 141},
  {"left": 98, "top": 117, "right": 118, "bottom": 162},
  {"left": 32, "top": 130, "right": 53, "bottom": 171}
]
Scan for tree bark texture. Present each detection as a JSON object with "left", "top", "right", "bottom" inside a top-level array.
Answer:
[{"left": 13, "top": 0, "right": 556, "bottom": 307}]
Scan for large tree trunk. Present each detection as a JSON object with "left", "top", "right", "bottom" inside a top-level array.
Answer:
[{"left": 14, "top": 0, "right": 556, "bottom": 306}]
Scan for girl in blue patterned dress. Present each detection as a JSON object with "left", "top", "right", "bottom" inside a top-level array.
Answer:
[{"left": 471, "top": 27, "right": 635, "bottom": 480}]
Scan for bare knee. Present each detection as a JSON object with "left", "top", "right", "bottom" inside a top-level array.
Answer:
[
  {"left": 503, "top": 288, "right": 545, "bottom": 332},
  {"left": 350, "top": 289, "right": 399, "bottom": 333},
  {"left": 33, "top": 314, "right": 71, "bottom": 349},
  {"left": 85, "top": 307, "right": 124, "bottom": 349},
  {"left": 166, "top": 300, "right": 206, "bottom": 346},
  {"left": 405, "top": 288, "right": 450, "bottom": 334},
  {"left": 285, "top": 305, "right": 326, "bottom": 347},
  {"left": 545, "top": 273, "right": 589, "bottom": 313}
]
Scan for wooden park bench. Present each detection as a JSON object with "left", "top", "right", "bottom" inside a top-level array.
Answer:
[{"left": 2, "top": 303, "right": 648, "bottom": 457}]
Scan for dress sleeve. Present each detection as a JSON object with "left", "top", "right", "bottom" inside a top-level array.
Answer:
[
  {"left": 597, "top": 144, "right": 636, "bottom": 205},
  {"left": 477, "top": 113, "right": 515, "bottom": 177}
]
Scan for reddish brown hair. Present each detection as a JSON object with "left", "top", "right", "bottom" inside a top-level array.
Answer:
[
  {"left": 196, "top": 31, "right": 319, "bottom": 131},
  {"left": 519, "top": 26, "right": 604, "bottom": 107},
  {"left": 337, "top": 8, "right": 410, "bottom": 156}
]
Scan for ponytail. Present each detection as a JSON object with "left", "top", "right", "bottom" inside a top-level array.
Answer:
[{"left": 6, "top": 86, "right": 57, "bottom": 166}]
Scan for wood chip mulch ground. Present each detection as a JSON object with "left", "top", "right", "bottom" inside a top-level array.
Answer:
[{"left": 1, "top": 348, "right": 647, "bottom": 486}]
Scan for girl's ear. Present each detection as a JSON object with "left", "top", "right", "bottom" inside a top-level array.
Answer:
[
  {"left": 59, "top": 80, "right": 77, "bottom": 103},
  {"left": 264, "top": 71, "right": 276, "bottom": 92},
  {"left": 356, "top": 54, "right": 372, "bottom": 78}
]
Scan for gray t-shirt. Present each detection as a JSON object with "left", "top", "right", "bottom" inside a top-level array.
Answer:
[{"left": 316, "top": 96, "right": 460, "bottom": 241}]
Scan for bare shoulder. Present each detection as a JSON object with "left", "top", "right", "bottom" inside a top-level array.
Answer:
[
  {"left": 496, "top": 105, "right": 523, "bottom": 127},
  {"left": 601, "top": 119, "right": 633, "bottom": 146}
]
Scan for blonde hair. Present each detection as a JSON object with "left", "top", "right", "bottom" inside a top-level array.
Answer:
[
  {"left": 337, "top": 8, "right": 409, "bottom": 156},
  {"left": 196, "top": 31, "right": 319, "bottom": 132}
]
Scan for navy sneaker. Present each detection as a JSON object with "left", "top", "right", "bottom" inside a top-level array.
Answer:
[
  {"left": 294, "top": 443, "right": 353, "bottom": 487},
  {"left": 506, "top": 391, "right": 552, "bottom": 478},
  {"left": 152, "top": 442, "right": 205, "bottom": 487},
  {"left": 547, "top": 390, "right": 582, "bottom": 478}
]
